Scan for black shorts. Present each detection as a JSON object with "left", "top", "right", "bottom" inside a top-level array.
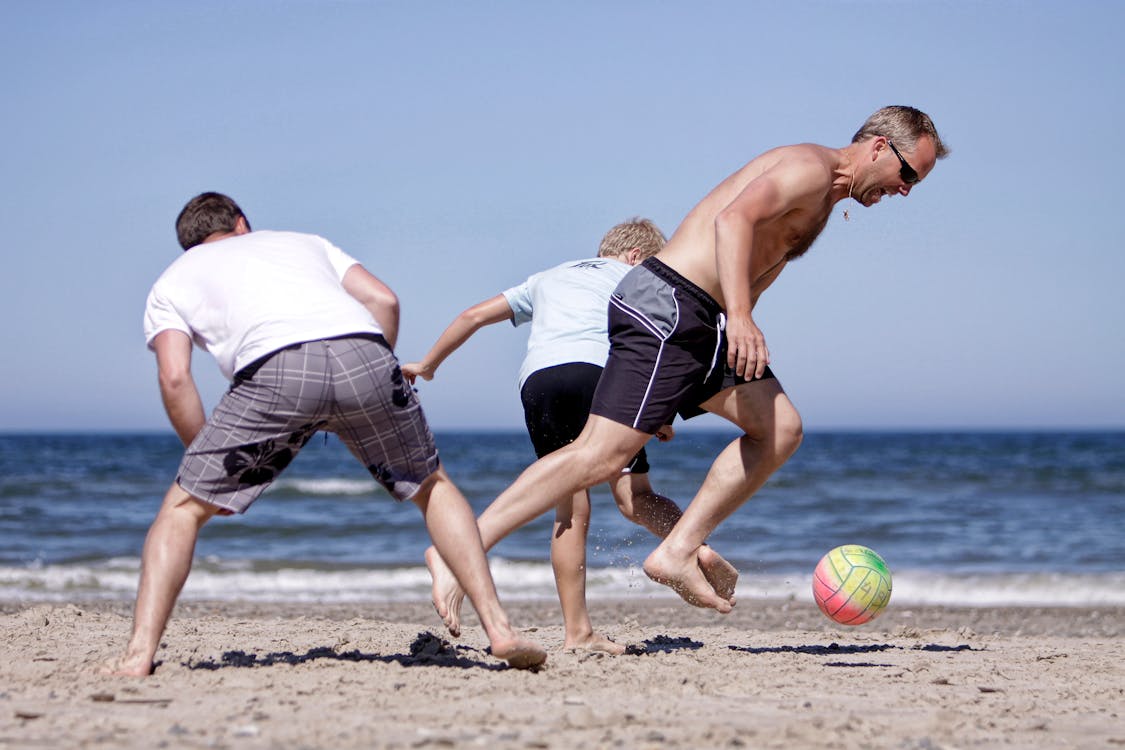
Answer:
[
  {"left": 590, "top": 258, "right": 776, "bottom": 434},
  {"left": 520, "top": 362, "right": 650, "bottom": 474}
]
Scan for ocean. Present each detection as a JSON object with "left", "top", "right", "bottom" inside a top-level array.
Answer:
[{"left": 1, "top": 431, "right": 1122, "bottom": 608}]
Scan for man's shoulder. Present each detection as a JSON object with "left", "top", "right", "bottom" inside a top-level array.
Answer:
[
  {"left": 774, "top": 143, "right": 837, "bottom": 178},
  {"left": 247, "top": 229, "right": 331, "bottom": 247}
]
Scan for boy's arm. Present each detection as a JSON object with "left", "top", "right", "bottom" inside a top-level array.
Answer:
[
  {"left": 402, "top": 294, "right": 513, "bottom": 383},
  {"left": 342, "top": 264, "right": 401, "bottom": 349},
  {"left": 152, "top": 330, "right": 206, "bottom": 447}
]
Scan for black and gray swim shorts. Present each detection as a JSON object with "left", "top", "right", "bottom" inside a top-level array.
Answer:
[
  {"left": 177, "top": 334, "right": 440, "bottom": 513},
  {"left": 520, "top": 362, "right": 650, "bottom": 473},
  {"left": 590, "top": 258, "right": 775, "bottom": 434}
]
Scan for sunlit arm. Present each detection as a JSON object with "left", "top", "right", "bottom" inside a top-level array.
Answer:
[
  {"left": 343, "top": 264, "right": 401, "bottom": 349},
  {"left": 152, "top": 330, "right": 206, "bottom": 447},
  {"left": 400, "top": 294, "right": 514, "bottom": 384},
  {"left": 714, "top": 176, "right": 782, "bottom": 379}
]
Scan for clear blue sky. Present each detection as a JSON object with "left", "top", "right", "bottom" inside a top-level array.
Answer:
[{"left": 2, "top": 1, "right": 1122, "bottom": 432}]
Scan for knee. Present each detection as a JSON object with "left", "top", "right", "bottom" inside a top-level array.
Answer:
[
  {"left": 742, "top": 403, "right": 802, "bottom": 461},
  {"left": 775, "top": 406, "right": 804, "bottom": 459},
  {"left": 162, "top": 485, "right": 220, "bottom": 527},
  {"left": 613, "top": 492, "right": 639, "bottom": 523},
  {"left": 568, "top": 444, "right": 629, "bottom": 486}
]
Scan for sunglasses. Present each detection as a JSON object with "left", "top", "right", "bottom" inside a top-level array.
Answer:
[{"left": 887, "top": 140, "right": 919, "bottom": 184}]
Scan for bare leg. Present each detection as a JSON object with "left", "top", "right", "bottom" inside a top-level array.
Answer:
[
  {"left": 552, "top": 489, "right": 624, "bottom": 654},
  {"left": 102, "top": 484, "right": 217, "bottom": 676},
  {"left": 643, "top": 380, "right": 802, "bottom": 612},
  {"left": 415, "top": 469, "right": 546, "bottom": 669},
  {"left": 426, "top": 416, "right": 651, "bottom": 636},
  {"left": 610, "top": 472, "right": 740, "bottom": 602}
]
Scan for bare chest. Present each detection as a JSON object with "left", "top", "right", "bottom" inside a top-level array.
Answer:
[{"left": 757, "top": 208, "right": 831, "bottom": 270}]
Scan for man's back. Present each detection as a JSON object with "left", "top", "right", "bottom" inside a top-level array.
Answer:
[{"left": 144, "top": 230, "right": 378, "bottom": 379}]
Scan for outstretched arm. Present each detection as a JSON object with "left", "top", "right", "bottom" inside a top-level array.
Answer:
[
  {"left": 152, "top": 330, "right": 205, "bottom": 447},
  {"left": 343, "top": 265, "right": 401, "bottom": 349},
  {"left": 402, "top": 294, "right": 513, "bottom": 383}
]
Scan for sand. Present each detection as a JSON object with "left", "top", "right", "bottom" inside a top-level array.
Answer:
[{"left": 1, "top": 597, "right": 1122, "bottom": 749}]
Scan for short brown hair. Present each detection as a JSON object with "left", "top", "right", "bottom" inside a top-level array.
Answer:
[
  {"left": 175, "top": 192, "right": 250, "bottom": 250},
  {"left": 598, "top": 217, "right": 666, "bottom": 260},
  {"left": 852, "top": 105, "right": 950, "bottom": 159}
]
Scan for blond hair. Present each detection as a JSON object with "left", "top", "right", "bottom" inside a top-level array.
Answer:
[
  {"left": 598, "top": 217, "right": 666, "bottom": 260},
  {"left": 852, "top": 105, "right": 950, "bottom": 159}
]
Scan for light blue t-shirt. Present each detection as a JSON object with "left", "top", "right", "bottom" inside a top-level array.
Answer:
[{"left": 502, "top": 257, "right": 632, "bottom": 390}]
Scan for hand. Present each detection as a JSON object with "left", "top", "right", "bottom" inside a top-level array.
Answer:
[
  {"left": 654, "top": 424, "right": 675, "bottom": 442},
  {"left": 400, "top": 362, "right": 433, "bottom": 385},
  {"left": 725, "top": 314, "right": 770, "bottom": 380}
]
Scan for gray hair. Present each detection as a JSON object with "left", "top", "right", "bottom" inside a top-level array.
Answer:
[{"left": 852, "top": 106, "right": 950, "bottom": 159}]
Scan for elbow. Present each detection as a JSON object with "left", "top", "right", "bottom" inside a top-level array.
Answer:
[
  {"left": 381, "top": 291, "right": 401, "bottom": 319},
  {"left": 461, "top": 304, "right": 497, "bottom": 330},
  {"left": 158, "top": 367, "right": 192, "bottom": 394},
  {"left": 714, "top": 208, "right": 750, "bottom": 240},
  {"left": 364, "top": 288, "right": 399, "bottom": 320}
]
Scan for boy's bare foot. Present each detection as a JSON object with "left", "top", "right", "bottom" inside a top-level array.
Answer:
[
  {"left": 490, "top": 635, "right": 548, "bottom": 669},
  {"left": 698, "top": 545, "right": 739, "bottom": 604},
  {"left": 425, "top": 546, "right": 466, "bottom": 638},
  {"left": 643, "top": 545, "right": 733, "bottom": 613},
  {"left": 564, "top": 633, "right": 626, "bottom": 655}
]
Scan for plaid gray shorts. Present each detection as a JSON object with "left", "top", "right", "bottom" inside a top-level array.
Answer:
[{"left": 177, "top": 334, "right": 440, "bottom": 513}]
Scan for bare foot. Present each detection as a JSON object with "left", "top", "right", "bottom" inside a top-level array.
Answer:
[
  {"left": 643, "top": 545, "right": 733, "bottom": 613},
  {"left": 698, "top": 545, "right": 739, "bottom": 604},
  {"left": 564, "top": 632, "right": 626, "bottom": 655},
  {"left": 97, "top": 654, "right": 153, "bottom": 677},
  {"left": 425, "top": 546, "right": 465, "bottom": 638},
  {"left": 490, "top": 636, "right": 548, "bottom": 669}
]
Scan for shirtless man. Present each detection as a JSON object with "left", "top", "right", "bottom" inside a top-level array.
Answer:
[
  {"left": 427, "top": 105, "right": 948, "bottom": 632},
  {"left": 403, "top": 219, "right": 736, "bottom": 653}
]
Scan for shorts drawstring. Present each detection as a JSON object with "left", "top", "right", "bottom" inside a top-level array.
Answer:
[{"left": 704, "top": 312, "right": 726, "bottom": 381}]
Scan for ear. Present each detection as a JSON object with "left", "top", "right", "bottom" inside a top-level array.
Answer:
[
  {"left": 234, "top": 216, "right": 251, "bottom": 235},
  {"left": 626, "top": 247, "right": 642, "bottom": 265},
  {"left": 870, "top": 136, "right": 888, "bottom": 162}
]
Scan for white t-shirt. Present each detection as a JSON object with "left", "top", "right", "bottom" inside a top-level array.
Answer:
[
  {"left": 143, "top": 230, "right": 381, "bottom": 380},
  {"left": 502, "top": 257, "right": 632, "bottom": 390}
]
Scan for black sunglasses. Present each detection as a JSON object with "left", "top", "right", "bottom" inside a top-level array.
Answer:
[{"left": 887, "top": 140, "right": 919, "bottom": 184}]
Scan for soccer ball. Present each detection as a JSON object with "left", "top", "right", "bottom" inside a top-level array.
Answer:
[{"left": 812, "top": 545, "right": 892, "bottom": 625}]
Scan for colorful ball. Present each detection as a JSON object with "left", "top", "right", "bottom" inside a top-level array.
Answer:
[{"left": 812, "top": 545, "right": 892, "bottom": 625}]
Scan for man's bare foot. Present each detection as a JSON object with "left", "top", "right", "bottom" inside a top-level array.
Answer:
[
  {"left": 698, "top": 545, "right": 739, "bottom": 604},
  {"left": 97, "top": 653, "right": 153, "bottom": 677},
  {"left": 643, "top": 545, "right": 733, "bottom": 613},
  {"left": 490, "top": 635, "right": 548, "bottom": 669},
  {"left": 564, "top": 632, "right": 626, "bottom": 655},
  {"left": 425, "top": 546, "right": 466, "bottom": 637}
]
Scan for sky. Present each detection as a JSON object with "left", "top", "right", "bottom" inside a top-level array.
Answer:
[{"left": 2, "top": 1, "right": 1123, "bottom": 433}]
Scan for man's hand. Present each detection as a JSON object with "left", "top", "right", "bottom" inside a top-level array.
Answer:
[
  {"left": 654, "top": 424, "right": 675, "bottom": 442},
  {"left": 725, "top": 314, "right": 770, "bottom": 380}
]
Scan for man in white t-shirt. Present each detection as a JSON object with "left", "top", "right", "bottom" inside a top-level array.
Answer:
[
  {"left": 105, "top": 192, "right": 545, "bottom": 675},
  {"left": 402, "top": 219, "right": 737, "bottom": 649}
]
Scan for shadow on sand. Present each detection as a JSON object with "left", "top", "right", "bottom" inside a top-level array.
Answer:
[
  {"left": 184, "top": 631, "right": 512, "bottom": 672},
  {"left": 726, "top": 640, "right": 980, "bottom": 667}
]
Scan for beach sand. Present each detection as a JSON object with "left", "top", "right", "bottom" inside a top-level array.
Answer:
[{"left": 1, "top": 597, "right": 1122, "bottom": 749}]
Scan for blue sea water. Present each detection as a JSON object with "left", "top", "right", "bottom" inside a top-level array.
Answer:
[{"left": 1, "top": 431, "right": 1122, "bottom": 607}]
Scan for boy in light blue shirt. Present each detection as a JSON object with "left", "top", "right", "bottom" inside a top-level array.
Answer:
[{"left": 403, "top": 219, "right": 736, "bottom": 652}]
